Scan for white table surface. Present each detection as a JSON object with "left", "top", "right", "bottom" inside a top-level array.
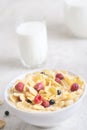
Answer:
[{"left": 0, "top": 0, "right": 87, "bottom": 130}]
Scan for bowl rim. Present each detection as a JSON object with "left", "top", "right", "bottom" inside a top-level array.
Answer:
[{"left": 4, "top": 69, "right": 87, "bottom": 115}]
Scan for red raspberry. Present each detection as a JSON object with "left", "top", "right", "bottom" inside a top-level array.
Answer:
[
  {"left": 71, "top": 83, "right": 79, "bottom": 91},
  {"left": 55, "top": 78, "right": 61, "bottom": 84},
  {"left": 42, "top": 100, "right": 50, "bottom": 107},
  {"left": 15, "top": 82, "right": 24, "bottom": 92},
  {"left": 56, "top": 73, "right": 64, "bottom": 80},
  {"left": 34, "top": 95, "right": 42, "bottom": 104},
  {"left": 34, "top": 82, "right": 44, "bottom": 91}
]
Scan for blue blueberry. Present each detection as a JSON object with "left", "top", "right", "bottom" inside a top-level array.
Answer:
[
  {"left": 57, "top": 90, "right": 61, "bottom": 95},
  {"left": 5, "top": 111, "right": 9, "bottom": 116},
  {"left": 49, "top": 99, "right": 55, "bottom": 105},
  {"left": 26, "top": 99, "right": 32, "bottom": 103}
]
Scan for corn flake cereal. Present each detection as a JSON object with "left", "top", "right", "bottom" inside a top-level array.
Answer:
[{"left": 8, "top": 70, "right": 85, "bottom": 111}]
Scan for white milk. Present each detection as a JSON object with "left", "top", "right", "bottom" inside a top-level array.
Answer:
[
  {"left": 16, "top": 22, "right": 47, "bottom": 68},
  {"left": 64, "top": 0, "right": 87, "bottom": 38},
  {"left": 65, "top": 0, "right": 87, "bottom": 6}
]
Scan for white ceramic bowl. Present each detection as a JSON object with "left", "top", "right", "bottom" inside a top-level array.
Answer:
[{"left": 4, "top": 70, "right": 87, "bottom": 127}]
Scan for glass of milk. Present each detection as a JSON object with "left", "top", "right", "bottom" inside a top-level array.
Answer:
[
  {"left": 64, "top": 0, "right": 87, "bottom": 38},
  {"left": 16, "top": 21, "right": 47, "bottom": 68}
]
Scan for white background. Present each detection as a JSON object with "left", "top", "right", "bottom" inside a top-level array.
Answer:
[{"left": 0, "top": 0, "right": 87, "bottom": 130}]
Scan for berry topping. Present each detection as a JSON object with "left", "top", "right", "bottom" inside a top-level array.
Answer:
[
  {"left": 4, "top": 111, "right": 9, "bottom": 116},
  {"left": 15, "top": 82, "right": 24, "bottom": 92},
  {"left": 56, "top": 73, "right": 64, "bottom": 80},
  {"left": 55, "top": 78, "right": 61, "bottom": 84},
  {"left": 40, "top": 72, "right": 45, "bottom": 74},
  {"left": 34, "top": 82, "right": 44, "bottom": 91},
  {"left": 71, "top": 83, "right": 79, "bottom": 91},
  {"left": 34, "top": 95, "right": 42, "bottom": 104},
  {"left": 42, "top": 100, "right": 50, "bottom": 107},
  {"left": 49, "top": 99, "right": 55, "bottom": 105},
  {"left": 57, "top": 90, "right": 61, "bottom": 95},
  {"left": 26, "top": 99, "right": 32, "bottom": 104}
]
